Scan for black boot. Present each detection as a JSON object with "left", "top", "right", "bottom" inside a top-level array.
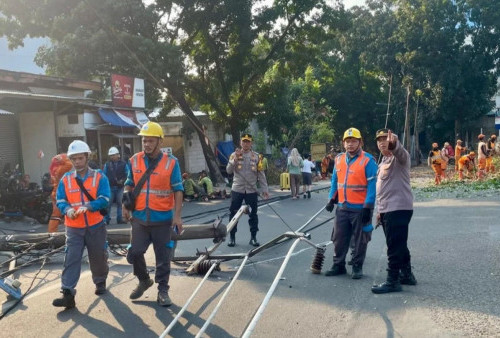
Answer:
[
  {"left": 52, "top": 289, "right": 75, "bottom": 309},
  {"left": 351, "top": 264, "right": 363, "bottom": 279},
  {"left": 400, "top": 265, "right": 417, "bottom": 285},
  {"left": 227, "top": 233, "right": 236, "bottom": 247},
  {"left": 249, "top": 233, "right": 260, "bottom": 247},
  {"left": 372, "top": 269, "right": 402, "bottom": 294},
  {"left": 325, "top": 264, "right": 347, "bottom": 276}
]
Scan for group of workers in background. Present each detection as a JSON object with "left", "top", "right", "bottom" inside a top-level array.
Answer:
[{"left": 429, "top": 134, "right": 497, "bottom": 184}]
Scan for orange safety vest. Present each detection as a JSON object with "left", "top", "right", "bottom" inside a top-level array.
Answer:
[
  {"left": 335, "top": 151, "right": 369, "bottom": 205},
  {"left": 430, "top": 150, "right": 442, "bottom": 165},
  {"left": 63, "top": 170, "right": 104, "bottom": 228},
  {"left": 131, "top": 152, "right": 176, "bottom": 212}
]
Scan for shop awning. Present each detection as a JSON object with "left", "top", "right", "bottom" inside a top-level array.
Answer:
[{"left": 97, "top": 108, "right": 149, "bottom": 128}]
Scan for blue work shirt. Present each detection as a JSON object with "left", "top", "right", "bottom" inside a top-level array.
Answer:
[
  {"left": 56, "top": 169, "right": 111, "bottom": 225},
  {"left": 124, "top": 152, "right": 183, "bottom": 223},
  {"left": 328, "top": 150, "right": 377, "bottom": 210}
]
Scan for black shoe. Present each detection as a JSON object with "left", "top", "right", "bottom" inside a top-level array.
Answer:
[
  {"left": 400, "top": 270, "right": 417, "bottom": 285},
  {"left": 249, "top": 236, "right": 260, "bottom": 247},
  {"left": 227, "top": 234, "right": 236, "bottom": 247},
  {"left": 95, "top": 282, "right": 106, "bottom": 295},
  {"left": 371, "top": 281, "right": 402, "bottom": 294},
  {"left": 157, "top": 290, "right": 172, "bottom": 307},
  {"left": 303, "top": 194, "right": 307, "bottom": 199},
  {"left": 351, "top": 265, "right": 363, "bottom": 279},
  {"left": 325, "top": 264, "right": 347, "bottom": 276},
  {"left": 307, "top": 191, "right": 311, "bottom": 199},
  {"left": 129, "top": 278, "right": 154, "bottom": 299},
  {"left": 117, "top": 219, "right": 126, "bottom": 224},
  {"left": 52, "top": 289, "right": 75, "bottom": 309}
]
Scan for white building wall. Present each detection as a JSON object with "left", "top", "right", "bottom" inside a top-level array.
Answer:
[
  {"left": 185, "top": 122, "right": 220, "bottom": 174},
  {"left": 19, "top": 111, "right": 57, "bottom": 184}
]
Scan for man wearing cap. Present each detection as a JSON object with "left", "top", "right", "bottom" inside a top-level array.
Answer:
[
  {"left": 477, "top": 134, "right": 488, "bottom": 179},
  {"left": 103, "top": 146, "right": 128, "bottom": 224},
  {"left": 123, "top": 121, "right": 184, "bottom": 307},
  {"left": 324, "top": 127, "right": 377, "bottom": 279},
  {"left": 53, "top": 140, "right": 111, "bottom": 309},
  {"left": 454, "top": 140, "right": 466, "bottom": 172},
  {"left": 371, "top": 129, "right": 416, "bottom": 294},
  {"left": 226, "top": 133, "right": 269, "bottom": 247}
]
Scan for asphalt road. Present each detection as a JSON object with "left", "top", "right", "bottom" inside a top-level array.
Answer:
[{"left": 1, "top": 182, "right": 500, "bottom": 337}]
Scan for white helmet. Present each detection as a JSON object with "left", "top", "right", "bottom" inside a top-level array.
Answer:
[
  {"left": 108, "top": 146, "right": 120, "bottom": 156},
  {"left": 67, "top": 140, "right": 91, "bottom": 157}
]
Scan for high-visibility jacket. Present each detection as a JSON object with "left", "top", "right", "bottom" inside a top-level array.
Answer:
[
  {"left": 458, "top": 155, "right": 474, "bottom": 170},
  {"left": 430, "top": 150, "right": 443, "bottom": 165},
  {"left": 455, "top": 145, "right": 465, "bottom": 159},
  {"left": 130, "top": 151, "right": 176, "bottom": 212},
  {"left": 63, "top": 170, "right": 104, "bottom": 228},
  {"left": 335, "top": 151, "right": 370, "bottom": 205}
]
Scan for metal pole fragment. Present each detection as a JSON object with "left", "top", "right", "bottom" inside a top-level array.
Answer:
[
  {"left": 159, "top": 261, "right": 219, "bottom": 338},
  {"left": 242, "top": 238, "right": 301, "bottom": 338},
  {"left": 195, "top": 255, "right": 250, "bottom": 338}
]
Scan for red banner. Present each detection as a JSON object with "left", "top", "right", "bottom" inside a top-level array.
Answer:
[{"left": 111, "top": 74, "right": 135, "bottom": 108}]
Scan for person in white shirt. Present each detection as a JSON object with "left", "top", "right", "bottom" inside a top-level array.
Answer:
[{"left": 302, "top": 154, "right": 315, "bottom": 199}]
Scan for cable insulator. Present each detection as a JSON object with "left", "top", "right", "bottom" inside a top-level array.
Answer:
[
  {"left": 197, "top": 260, "right": 221, "bottom": 275},
  {"left": 310, "top": 246, "right": 326, "bottom": 274}
]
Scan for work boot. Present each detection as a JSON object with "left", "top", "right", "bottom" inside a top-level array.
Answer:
[
  {"left": 52, "top": 289, "right": 75, "bottom": 309},
  {"left": 129, "top": 278, "right": 154, "bottom": 299},
  {"left": 351, "top": 265, "right": 363, "bottom": 279},
  {"left": 371, "top": 270, "right": 402, "bottom": 294},
  {"left": 249, "top": 234, "right": 260, "bottom": 247},
  {"left": 400, "top": 266, "right": 417, "bottom": 285},
  {"left": 325, "top": 264, "right": 347, "bottom": 276},
  {"left": 307, "top": 191, "right": 311, "bottom": 199},
  {"left": 303, "top": 193, "right": 307, "bottom": 199},
  {"left": 157, "top": 290, "right": 173, "bottom": 307},
  {"left": 95, "top": 282, "right": 106, "bottom": 295},
  {"left": 227, "top": 233, "right": 236, "bottom": 247}
]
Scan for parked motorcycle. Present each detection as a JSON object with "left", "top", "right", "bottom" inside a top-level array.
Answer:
[{"left": 0, "top": 164, "right": 52, "bottom": 224}]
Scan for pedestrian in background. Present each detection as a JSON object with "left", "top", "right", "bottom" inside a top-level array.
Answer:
[
  {"left": 226, "top": 133, "right": 269, "bottom": 247},
  {"left": 371, "top": 129, "right": 417, "bottom": 294},
  {"left": 302, "top": 154, "right": 315, "bottom": 199},
  {"left": 123, "top": 122, "right": 184, "bottom": 307},
  {"left": 287, "top": 148, "right": 303, "bottom": 199},
  {"left": 103, "top": 146, "right": 128, "bottom": 224},
  {"left": 53, "top": 140, "right": 110, "bottom": 309},
  {"left": 324, "top": 127, "right": 377, "bottom": 280}
]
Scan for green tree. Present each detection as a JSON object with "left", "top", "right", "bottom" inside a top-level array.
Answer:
[{"left": 0, "top": 0, "right": 341, "bottom": 183}]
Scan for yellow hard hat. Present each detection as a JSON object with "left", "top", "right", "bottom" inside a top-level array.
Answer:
[
  {"left": 343, "top": 127, "right": 362, "bottom": 141},
  {"left": 138, "top": 121, "right": 164, "bottom": 138}
]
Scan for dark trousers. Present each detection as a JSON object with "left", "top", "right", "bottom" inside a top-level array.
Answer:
[
  {"left": 380, "top": 210, "right": 413, "bottom": 272},
  {"left": 229, "top": 191, "right": 258, "bottom": 236},
  {"left": 332, "top": 208, "right": 372, "bottom": 267},
  {"left": 127, "top": 219, "right": 172, "bottom": 292}
]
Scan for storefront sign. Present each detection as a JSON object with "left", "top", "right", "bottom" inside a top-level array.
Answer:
[{"left": 111, "top": 74, "right": 145, "bottom": 108}]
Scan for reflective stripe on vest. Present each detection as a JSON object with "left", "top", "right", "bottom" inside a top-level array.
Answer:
[
  {"left": 63, "top": 169, "right": 104, "bottom": 228},
  {"left": 335, "top": 152, "right": 368, "bottom": 205},
  {"left": 131, "top": 152, "right": 175, "bottom": 211}
]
